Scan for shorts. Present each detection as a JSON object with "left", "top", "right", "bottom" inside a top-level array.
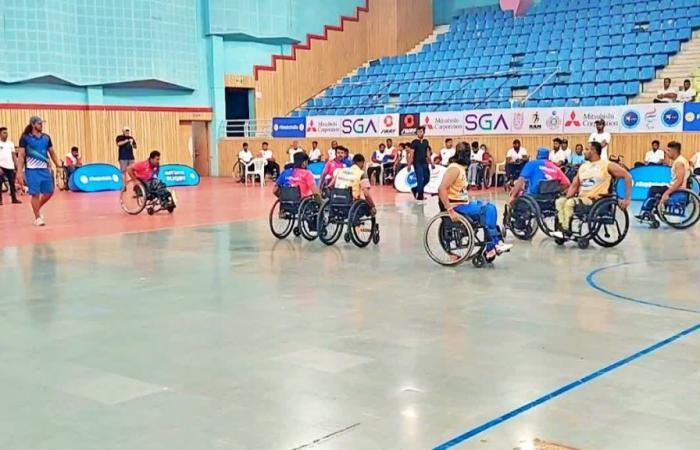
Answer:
[
  {"left": 119, "top": 160, "right": 134, "bottom": 172},
  {"left": 25, "top": 168, "right": 54, "bottom": 195}
]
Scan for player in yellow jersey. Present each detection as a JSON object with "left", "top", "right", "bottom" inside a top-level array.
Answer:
[
  {"left": 331, "top": 154, "right": 377, "bottom": 216},
  {"left": 636, "top": 141, "right": 690, "bottom": 221},
  {"left": 552, "top": 141, "right": 632, "bottom": 238}
]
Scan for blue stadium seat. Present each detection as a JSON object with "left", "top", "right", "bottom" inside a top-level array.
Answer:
[
  {"left": 611, "top": 96, "right": 627, "bottom": 106},
  {"left": 640, "top": 67, "right": 655, "bottom": 81},
  {"left": 624, "top": 81, "right": 641, "bottom": 96}
]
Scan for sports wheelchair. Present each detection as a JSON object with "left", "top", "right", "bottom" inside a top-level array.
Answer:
[
  {"left": 269, "top": 186, "right": 320, "bottom": 241},
  {"left": 503, "top": 180, "right": 563, "bottom": 241},
  {"left": 424, "top": 208, "right": 505, "bottom": 268},
  {"left": 316, "top": 188, "right": 380, "bottom": 247},
  {"left": 552, "top": 184, "right": 629, "bottom": 249},
  {"left": 120, "top": 178, "right": 176, "bottom": 215},
  {"left": 636, "top": 187, "right": 700, "bottom": 230}
]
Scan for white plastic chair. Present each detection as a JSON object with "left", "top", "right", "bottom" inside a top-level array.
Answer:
[
  {"left": 245, "top": 158, "right": 266, "bottom": 187},
  {"left": 494, "top": 160, "right": 506, "bottom": 187}
]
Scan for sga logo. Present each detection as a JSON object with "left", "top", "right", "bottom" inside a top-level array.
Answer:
[
  {"left": 464, "top": 112, "right": 509, "bottom": 132},
  {"left": 342, "top": 118, "right": 378, "bottom": 134}
]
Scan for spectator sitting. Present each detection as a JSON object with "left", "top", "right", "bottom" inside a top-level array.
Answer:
[
  {"left": 308, "top": 141, "right": 322, "bottom": 162},
  {"left": 566, "top": 143, "right": 586, "bottom": 180},
  {"left": 287, "top": 140, "right": 304, "bottom": 163},
  {"left": 238, "top": 142, "right": 254, "bottom": 181},
  {"left": 439, "top": 138, "right": 455, "bottom": 167},
  {"left": 467, "top": 141, "right": 485, "bottom": 189},
  {"left": 560, "top": 138, "right": 571, "bottom": 162},
  {"left": 382, "top": 143, "right": 397, "bottom": 181},
  {"left": 677, "top": 79, "right": 696, "bottom": 103},
  {"left": 690, "top": 150, "right": 700, "bottom": 177},
  {"left": 368, "top": 143, "right": 387, "bottom": 185},
  {"left": 549, "top": 138, "right": 567, "bottom": 167},
  {"left": 259, "top": 141, "right": 279, "bottom": 179},
  {"left": 394, "top": 143, "right": 408, "bottom": 175},
  {"left": 505, "top": 139, "right": 529, "bottom": 184},
  {"left": 654, "top": 77, "right": 678, "bottom": 103},
  {"left": 385, "top": 138, "right": 396, "bottom": 162},
  {"left": 65, "top": 146, "right": 83, "bottom": 178},
  {"left": 635, "top": 140, "right": 666, "bottom": 168}
]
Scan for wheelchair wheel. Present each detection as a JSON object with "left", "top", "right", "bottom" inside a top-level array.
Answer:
[
  {"left": 318, "top": 202, "right": 344, "bottom": 246},
  {"left": 269, "top": 200, "right": 295, "bottom": 239},
  {"left": 656, "top": 189, "right": 700, "bottom": 230},
  {"left": 372, "top": 226, "right": 380, "bottom": 245},
  {"left": 589, "top": 198, "right": 629, "bottom": 248},
  {"left": 232, "top": 161, "right": 243, "bottom": 182},
  {"left": 299, "top": 198, "right": 320, "bottom": 241},
  {"left": 348, "top": 200, "right": 376, "bottom": 248},
  {"left": 424, "top": 212, "right": 475, "bottom": 266},
  {"left": 120, "top": 180, "right": 148, "bottom": 215},
  {"left": 506, "top": 197, "right": 538, "bottom": 241}
]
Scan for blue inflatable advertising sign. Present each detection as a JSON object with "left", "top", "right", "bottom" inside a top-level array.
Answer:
[
  {"left": 617, "top": 165, "right": 700, "bottom": 200},
  {"left": 69, "top": 164, "right": 123, "bottom": 192},
  {"left": 159, "top": 164, "right": 200, "bottom": 187}
]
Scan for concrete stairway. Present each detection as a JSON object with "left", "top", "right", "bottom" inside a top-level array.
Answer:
[
  {"left": 407, "top": 25, "right": 451, "bottom": 54},
  {"left": 632, "top": 29, "right": 700, "bottom": 104}
]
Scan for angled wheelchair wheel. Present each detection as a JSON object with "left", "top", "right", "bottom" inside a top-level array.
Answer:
[
  {"left": 424, "top": 212, "right": 475, "bottom": 266},
  {"left": 120, "top": 180, "right": 148, "bottom": 215},
  {"left": 269, "top": 199, "right": 296, "bottom": 239},
  {"left": 348, "top": 200, "right": 376, "bottom": 248},
  {"left": 318, "top": 201, "right": 344, "bottom": 246},
  {"left": 299, "top": 197, "right": 320, "bottom": 241},
  {"left": 589, "top": 197, "right": 629, "bottom": 248},
  {"left": 507, "top": 197, "right": 538, "bottom": 241},
  {"left": 656, "top": 189, "right": 700, "bottom": 230},
  {"left": 232, "top": 161, "right": 243, "bottom": 182}
]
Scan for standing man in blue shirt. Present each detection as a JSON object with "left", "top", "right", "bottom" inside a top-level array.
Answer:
[{"left": 16, "top": 116, "right": 60, "bottom": 226}]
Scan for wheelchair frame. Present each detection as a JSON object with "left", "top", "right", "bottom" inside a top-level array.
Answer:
[
  {"left": 120, "top": 179, "right": 176, "bottom": 216},
  {"left": 424, "top": 211, "right": 502, "bottom": 268},
  {"left": 637, "top": 188, "right": 700, "bottom": 230},
  {"left": 554, "top": 194, "right": 630, "bottom": 249},
  {"left": 503, "top": 180, "right": 562, "bottom": 241},
  {"left": 268, "top": 186, "right": 320, "bottom": 241},
  {"left": 316, "top": 188, "right": 380, "bottom": 248}
]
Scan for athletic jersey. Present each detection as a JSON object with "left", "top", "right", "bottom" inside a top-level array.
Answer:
[
  {"left": 321, "top": 159, "right": 346, "bottom": 183},
  {"left": 519, "top": 159, "right": 571, "bottom": 195},
  {"left": 578, "top": 159, "right": 611, "bottom": 200},
  {"left": 670, "top": 156, "right": 690, "bottom": 187},
  {"left": 446, "top": 163, "right": 469, "bottom": 202},
  {"left": 19, "top": 133, "right": 53, "bottom": 169},
  {"left": 333, "top": 164, "right": 368, "bottom": 200},
  {"left": 276, "top": 167, "right": 316, "bottom": 197},
  {"left": 132, "top": 160, "right": 159, "bottom": 181}
]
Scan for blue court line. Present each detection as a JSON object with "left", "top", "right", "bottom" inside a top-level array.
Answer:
[
  {"left": 586, "top": 260, "right": 700, "bottom": 315},
  {"left": 433, "top": 322, "right": 700, "bottom": 450}
]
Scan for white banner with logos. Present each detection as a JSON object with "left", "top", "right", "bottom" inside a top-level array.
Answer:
[
  {"left": 306, "top": 114, "right": 398, "bottom": 138},
  {"left": 305, "top": 104, "right": 683, "bottom": 138}
]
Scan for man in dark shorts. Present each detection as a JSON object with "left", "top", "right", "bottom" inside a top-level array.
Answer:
[
  {"left": 116, "top": 127, "right": 137, "bottom": 181},
  {"left": 16, "top": 116, "right": 61, "bottom": 226},
  {"left": 408, "top": 126, "right": 433, "bottom": 203}
]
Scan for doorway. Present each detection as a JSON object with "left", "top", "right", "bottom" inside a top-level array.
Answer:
[
  {"left": 192, "top": 122, "right": 210, "bottom": 176},
  {"left": 225, "top": 88, "right": 251, "bottom": 137}
]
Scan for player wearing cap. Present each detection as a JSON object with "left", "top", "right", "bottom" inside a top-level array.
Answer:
[{"left": 16, "top": 116, "right": 61, "bottom": 226}]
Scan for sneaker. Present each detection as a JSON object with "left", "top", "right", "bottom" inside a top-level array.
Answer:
[
  {"left": 485, "top": 248, "right": 497, "bottom": 259},
  {"left": 634, "top": 212, "right": 650, "bottom": 221},
  {"left": 550, "top": 231, "right": 564, "bottom": 239},
  {"left": 33, "top": 217, "right": 45, "bottom": 227},
  {"left": 496, "top": 242, "right": 513, "bottom": 254}
]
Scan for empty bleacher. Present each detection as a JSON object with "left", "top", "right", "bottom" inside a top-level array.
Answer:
[{"left": 296, "top": 0, "right": 700, "bottom": 116}]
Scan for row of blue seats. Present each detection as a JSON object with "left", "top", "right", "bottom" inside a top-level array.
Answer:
[{"left": 533, "top": 0, "right": 697, "bottom": 13}]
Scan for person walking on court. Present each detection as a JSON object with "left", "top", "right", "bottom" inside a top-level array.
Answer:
[
  {"left": 0, "top": 126, "right": 21, "bottom": 205},
  {"left": 16, "top": 116, "right": 60, "bottom": 226},
  {"left": 408, "top": 126, "right": 432, "bottom": 203},
  {"left": 117, "top": 127, "right": 137, "bottom": 184}
]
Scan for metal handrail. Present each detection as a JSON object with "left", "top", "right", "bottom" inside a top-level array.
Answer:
[{"left": 219, "top": 119, "right": 272, "bottom": 138}]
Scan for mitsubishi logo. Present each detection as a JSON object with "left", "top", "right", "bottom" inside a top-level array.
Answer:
[
  {"left": 307, "top": 120, "right": 317, "bottom": 132},
  {"left": 565, "top": 111, "right": 581, "bottom": 127}
]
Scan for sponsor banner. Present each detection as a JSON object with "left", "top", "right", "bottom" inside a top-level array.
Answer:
[
  {"left": 562, "top": 106, "right": 622, "bottom": 134},
  {"left": 512, "top": 108, "right": 564, "bottom": 134},
  {"left": 393, "top": 165, "right": 447, "bottom": 194},
  {"left": 683, "top": 102, "right": 700, "bottom": 131},
  {"left": 619, "top": 103, "right": 683, "bottom": 133},
  {"left": 399, "top": 113, "right": 420, "bottom": 136},
  {"left": 617, "top": 165, "right": 700, "bottom": 200},
  {"left": 272, "top": 117, "right": 306, "bottom": 138},
  {"left": 307, "top": 114, "right": 398, "bottom": 137},
  {"left": 463, "top": 109, "right": 512, "bottom": 135},
  {"left": 420, "top": 111, "right": 464, "bottom": 136},
  {"left": 69, "top": 164, "right": 123, "bottom": 192},
  {"left": 159, "top": 164, "right": 200, "bottom": 187}
]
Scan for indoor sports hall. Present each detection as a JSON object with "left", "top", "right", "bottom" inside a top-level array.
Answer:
[{"left": 1, "top": 1, "right": 699, "bottom": 449}]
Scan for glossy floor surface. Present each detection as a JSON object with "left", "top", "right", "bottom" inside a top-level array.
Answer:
[{"left": 1, "top": 179, "right": 698, "bottom": 450}]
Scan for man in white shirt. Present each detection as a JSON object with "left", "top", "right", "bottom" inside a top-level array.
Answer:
[
  {"left": 259, "top": 141, "right": 279, "bottom": 179},
  {"left": 505, "top": 139, "right": 529, "bottom": 182},
  {"left": 385, "top": 138, "right": 396, "bottom": 161},
  {"left": 467, "top": 141, "right": 485, "bottom": 187},
  {"left": 308, "top": 141, "right": 322, "bottom": 162},
  {"left": 654, "top": 78, "right": 678, "bottom": 103},
  {"left": 238, "top": 142, "right": 254, "bottom": 180},
  {"left": 367, "top": 143, "right": 387, "bottom": 185},
  {"left": 0, "top": 126, "right": 21, "bottom": 204},
  {"left": 549, "top": 138, "right": 568, "bottom": 167},
  {"left": 326, "top": 140, "right": 338, "bottom": 162},
  {"left": 288, "top": 140, "right": 304, "bottom": 163},
  {"left": 588, "top": 119, "right": 611, "bottom": 160},
  {"left": 560, "top": 138, "right": 571, "bottom": 162},
  {"left": 439, "top": 138, "right": 455, "bottom": 166},
  {"left": 677, "top": 79, "right": 696, "bottom": 103},
  {"left": 635, "top": 140, "right": 665, "bottom": 167}
]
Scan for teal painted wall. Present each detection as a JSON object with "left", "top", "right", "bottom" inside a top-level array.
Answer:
[
  {"left": 223, "top": 42, "right": 292, "bottom": 76},
  {"left": 433, "top": 0, "right": 500, "bottom": 25}
]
